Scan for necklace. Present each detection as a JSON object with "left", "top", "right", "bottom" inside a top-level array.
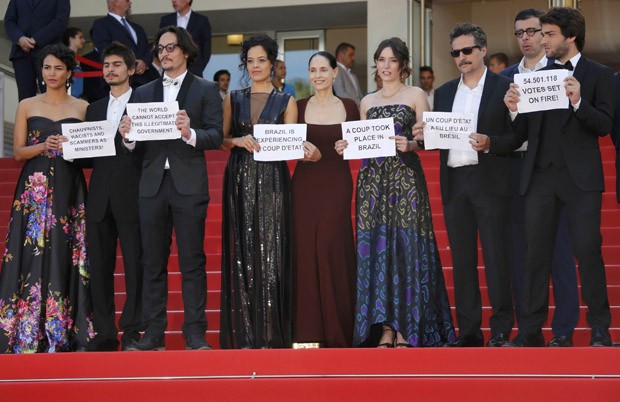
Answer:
[{"left": 380, "top": 84, "right": 405, "bottom": 99}]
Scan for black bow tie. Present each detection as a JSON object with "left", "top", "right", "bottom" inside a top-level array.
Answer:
[{"left": 554, "top": 60, "right": 574, "bottom": 71}]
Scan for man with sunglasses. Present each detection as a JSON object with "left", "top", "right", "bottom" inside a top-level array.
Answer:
[
  {"left": 417, "top": 23, "right": 516, "bottom": 347},
  {"left": 501, "top": 8, "right": 579, "bottom": 348},
  {"left": 504, "top": 7, "right": 615, "bottom": 347},
  {"left": 118, "top": 26, "right": 223, "bottom": 351}
]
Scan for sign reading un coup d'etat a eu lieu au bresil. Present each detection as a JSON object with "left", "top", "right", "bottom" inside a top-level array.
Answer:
[
  {"left": 422, "top": 112, "right": 475, "bottom": 151},
  {"left": 126, "top": 101, "right": 182, "bottom": 141},
  {"left": 253, "top": 124, "right": 307, "bottom": 162},
  {"left": 61, "top": 120, "right": 116, "bottom": 159},
  {"left": 514, "top": 69, "right": 570, "bottom": 113},
  {"left": 341, "top": 117, "right": 396, "bottom": 160}
]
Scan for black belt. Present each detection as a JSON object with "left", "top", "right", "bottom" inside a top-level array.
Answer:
[{"left": 510, "top": 151, "right": 527, "bottom": 159}]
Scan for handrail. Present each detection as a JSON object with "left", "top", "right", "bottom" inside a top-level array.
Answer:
[{"left": 0, "top": 63, "right": 15, "bottom": 79}]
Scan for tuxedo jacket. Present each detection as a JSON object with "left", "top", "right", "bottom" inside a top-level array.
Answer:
[
  {"left": 434, "top": 71, "right": 517, "bottom": 202},
  {"left": 612, "top": 72, "right": 620, "bottom": 149},
  {"left": 159, "top": 11, "right": 212, "bottom": 76},
  {"left": 4, "top": 0, "right": 70, "bottom": 60},
  {"left": 512, "top": 57, "right": 616, "bottom": 195},
  {"left": 91, "top": 14, "right": 158, "bottom": 86},
  {"left": 131, "top": 73, "right": 223, "bottom": 198},
  {"left": 85, "top": 93, "right": 141, "bottom": 223}
]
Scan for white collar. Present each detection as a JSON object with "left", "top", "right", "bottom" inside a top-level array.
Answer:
[{"left": 458, "top": 67, "right": 487, "bottom": 91}]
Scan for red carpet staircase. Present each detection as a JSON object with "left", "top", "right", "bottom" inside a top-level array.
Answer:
[{"left": 0, "top": 137, "right": 618, "bottom": 399}]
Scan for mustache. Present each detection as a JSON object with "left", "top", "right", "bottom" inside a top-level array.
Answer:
[{"left": 458, "top": 61, "right": 472, "bottom": 67}]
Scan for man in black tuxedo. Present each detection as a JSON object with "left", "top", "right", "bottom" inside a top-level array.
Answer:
[
  {"left": 417, "top": 23, "right": 516, "bottom": 347},
  {"left": 504, "top": 7, "right": 615, "bottom": 347},
  {"left": 91, "top": 0, "right": 158, "bottom": 89},
  {"left": 613, "top": 73, "right": 620, "bottom": 203},
  {"left": 3, "top": 0, "right": 70, "bottom": 100},
  {"left": 85, "top": 42, "right": 143, "bottom": 352},
  {"left": 119, "top": 26, "right": 223, "bottom": 351},
  {"left": 501, "top": 8, "right": 579, "bottom": 347},
  {"left": 159, "top": 0, "right": 211, "bottom": 77}
]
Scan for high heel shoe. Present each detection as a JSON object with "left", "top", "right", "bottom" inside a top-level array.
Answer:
[{"left": 378, "top": 325, "right": 395, "bottom": 348}]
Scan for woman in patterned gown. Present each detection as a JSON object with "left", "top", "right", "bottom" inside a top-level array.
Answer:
[
  {"left": 0, "top": 44, "right": 93, "bottom": 353},
  {"left": 220, "top": 35, "right": 298, "bottom": 349},
  {"left": 292, "top": 51, "right": 359, "bottom": 347},
  {"left": 337, "top": 37, "right": 456, "bottom": 348}
]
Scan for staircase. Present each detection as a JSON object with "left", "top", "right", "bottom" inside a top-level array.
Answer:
[{"left": 0, "top": 137, "right": 617, "bottom": 348}]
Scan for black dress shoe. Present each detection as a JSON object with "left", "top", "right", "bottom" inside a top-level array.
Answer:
[
  {"left": 127, "top": 334, "right": 165, "bottom": 351},
  {"left": 503, "top": 332, "right": 545, "bottom": 347},
  {"left": 86, "top": 335, "right": 120, "bottom": 352},
  {"left": 486, "top": 333, "right": 509, "bottom": 347},
  {"left": 185, "top": 334, "right": 212, "bottom": 350},
  {"left": 547, "top": 334, "right": 573, "bottom": 347},
  {"left": 121, "top": 331, "right": 141, "bottom": 351},
  {"left": 445, "top": 335, "right": 484, "bottom": 347},
  {"left": 590, "top": 327, "right": 612, "bottom": 347}
]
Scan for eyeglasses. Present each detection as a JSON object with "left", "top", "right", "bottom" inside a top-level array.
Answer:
[
  {"left": 449, "top": 46, "right": 481, "bottom": 58},
  {"left": 514, "top": 28, "right": 542, "bottom": 38},
  {"left": 157, "top": 43, "right": 179, "bottom": 54}
]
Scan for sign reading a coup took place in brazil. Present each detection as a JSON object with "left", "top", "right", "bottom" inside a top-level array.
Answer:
[
  {"left": 61, "top": 120, "right": 116, "bottom": 159},
  {"left": 341, "top": 117, "right": 396, "bottom": 160},
  {"left": 514, "top": 69, "right": 569, "bottom": 113},
  {"left": 422, "top": 112, "right": 475, "bottom": 151},
  {"left": 253, "top": 124, "right": 307, "bottom": 162},
  {"left": 126, "top": 101, "right": 181, "bottom": 141}
]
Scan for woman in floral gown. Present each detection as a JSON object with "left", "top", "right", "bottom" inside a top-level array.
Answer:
[{"left": 0, "top": 44, "right": 93, "bottom": 353}]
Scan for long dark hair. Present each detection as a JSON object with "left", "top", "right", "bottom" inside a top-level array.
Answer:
[
  {"left": 39, "top": 44, "right": 77, "bottom": 85},
  {"left": 373, "top": 37, "right": 412, "bottom": 80},
  {"left": 238, "top": 34, "right": 278, "bottom": 87}
]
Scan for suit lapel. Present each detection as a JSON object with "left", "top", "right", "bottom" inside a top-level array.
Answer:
[
  {"left": 186, "top": 13, "right": 197, "bottom": 34},
  {"left": 152, "top": 78, "right": 165, "bottom": 102},
  {"left": 176, "top": 73, "right": 194, "bottom": 109},
  {"left": 477, "top": 73, "right": 495, "bottom": 123},
  {"left": 445, "top": 80, "right": 458, "bottom": 111}
]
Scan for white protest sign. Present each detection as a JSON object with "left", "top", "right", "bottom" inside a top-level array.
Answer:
[
  {"left": 253, "top": 124, "right": 307, "bottom": 162},
  {"left": 61, "top": 120, "right": 116, "bottom": 159},
  {"left": 341, "top": 117, "right": 396, "bottom": 160},
  {"left": 126, "top": 101, "right": 181, "bottom": 141},
  {"left": 514, "top": 69, "right": 569, "bottom": 113},
  {"left": 422, "top": 112, "right": 475, "bottom": 151}
]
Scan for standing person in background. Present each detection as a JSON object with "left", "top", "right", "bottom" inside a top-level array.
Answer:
[
  {"left": 84, "top": 42, "right": 143, "bottom": 352},
  {"left": 272, "top": 60, "right": 296, "bottom": 97},
  {"left": 118, "top": 26, "right": 223, "bottom": 351},
  {"left": 419, "top": 66, "right": 435, "bottom": 110},
  {"left": 488, "top": 52, "right": 509, "bottom": 74},
  {"left": 160, "top": 0, "right": 212, "bottom": 77},
  {"left": 92, "top": 0, "right": 159, "bottom": 89},
  {"left": 333, "top": 42, "right": 363, "bottom": 106},
  {"left": 214, "top": 69, "right": 231, "bottom": 100},
  {"left": 0, "top": 44, "right": 92, "bottom": 353},
  {"left": 339, "top": 37, "right": 456, "bottom": 348},
  {"left": 4, "top": 0, "right": 70, "bottom": 100},
  {"left": 220, "top": 34, "right": 297, "bottom": 349},
  {"left": 293, "top": 51, "right": 358, "bottom": 348},
  {"left": 62, "top": 28, "right": 86, "bottom": 99},
  {"left": 501, "top": 8, "right": 579, "bottom": 347}
]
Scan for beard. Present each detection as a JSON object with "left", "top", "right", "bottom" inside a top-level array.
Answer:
[{"left": 546, "top": 39, "right": 570, "bottom": 61}]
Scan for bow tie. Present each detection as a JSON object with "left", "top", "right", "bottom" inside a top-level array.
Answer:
[
  {"left": 553, "top": 60, "right": 573, "bottom": 71},
  {"left": 163, "top": 77, "right": 180, "bottom": 87}
]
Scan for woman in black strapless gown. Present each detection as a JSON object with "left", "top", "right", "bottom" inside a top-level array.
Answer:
[{"left": 0, "top": 45, "right": 93, "bottom": 353}]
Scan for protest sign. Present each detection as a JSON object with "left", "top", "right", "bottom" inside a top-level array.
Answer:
[
  {"left": 514, "top": 69, "right": 569, "bottom": 113},
  {"left": 341, "top": 117, "right": 396, "bottom": 160},
  {"left": 126, "top": 101, "right": 181, "bottom": 141},
  {"left": 253, "top": 124, "right": 307, "bottom": 162},
  {"left": 61, "top": 120, "right": 116, "bottom": 159},
  {"left": 422, "top": 112, "right": 475, "bottom": 151}
]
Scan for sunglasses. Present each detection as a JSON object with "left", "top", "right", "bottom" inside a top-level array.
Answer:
[
  {"left": 449, "top": 45, "right": 481, "bottom": 58},
  {"left": 157, "top": 43, "right": 179, "bottom": 54},
  {"left": 514, "top": 28, "right": 542, "bottom": 38}
]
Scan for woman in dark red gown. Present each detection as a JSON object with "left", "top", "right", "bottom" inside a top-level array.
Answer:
[{"left": 292, "top": 51, "right": 359, "bottom": 347}]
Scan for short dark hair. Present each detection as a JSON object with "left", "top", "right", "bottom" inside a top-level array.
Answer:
[
  {"left": 489, "top": 52, "right": 509, "bottom": 66},
  {"left": 373, "top": 37, "right": 411, "bottom": 79},
  {"left": 238, "top": 34, "right": 279, "bottom": 85},
  {"left": 308, "top": 51, "right": 337, "bottom": 69},
  {"left": 449, "top": 22, "right": 487, "bottom": 48},
  {"left": 540, "top": 7, "right": 585, "bottom": 52},
  {"left": 335, "top": 42, "right": 355, "bottom": 57},
  {"left": 102, "top": 41, "right": 136, "bottom": 69},
  {"left": 39, "top": 44, "right": 77, "bottom": 85},
  {"left": 214, "top": 69, "right": 230, "bottom": 81},
  {"left": 153, "top": 25, "right": 198, "bottom": 67},
  {"left": 514, "top": 8, "right": 544, "bottom": 23},
  {"left": 419, "top": 66, "right": 434, "bottom": 75},
  {"left": 61, "top": 27, "right": 82, "bottom": 47}
]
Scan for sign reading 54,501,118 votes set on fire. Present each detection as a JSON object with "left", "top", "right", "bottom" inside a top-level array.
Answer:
[
  {"left": 341, "top": 117, "right": 396, "bottom": 160},
  {"left": 514, "top": 69, "right": 569, "bottom": 113},
  {"left": 125, "top": 101, "right": 182, "bottom": 141}
]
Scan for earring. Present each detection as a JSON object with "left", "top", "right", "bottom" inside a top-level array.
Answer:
[{"left": 66, "top": 80, "right": 71, "bottom": 89}]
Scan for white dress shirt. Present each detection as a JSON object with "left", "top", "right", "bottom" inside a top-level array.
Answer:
[
  {"left": 447, "top": 68, "right": 488, "bottom": 168},
  {"left": 176, "top": 10, "right": 191, "bottom": 29},
  {"left": 107, "top": 88, "right": 133, "bottom": 131}
]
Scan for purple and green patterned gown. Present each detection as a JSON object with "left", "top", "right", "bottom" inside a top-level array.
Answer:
[
  {"left": 353, "top": 104, "right": 456, "bottom": 347},
  {"left": 0, "top": 117, "right": 93, "bottom": 353}
]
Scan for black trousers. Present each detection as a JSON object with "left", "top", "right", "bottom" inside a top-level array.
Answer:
[{"left": 12, "top": 55, "right": 45, "bottom": 101}]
